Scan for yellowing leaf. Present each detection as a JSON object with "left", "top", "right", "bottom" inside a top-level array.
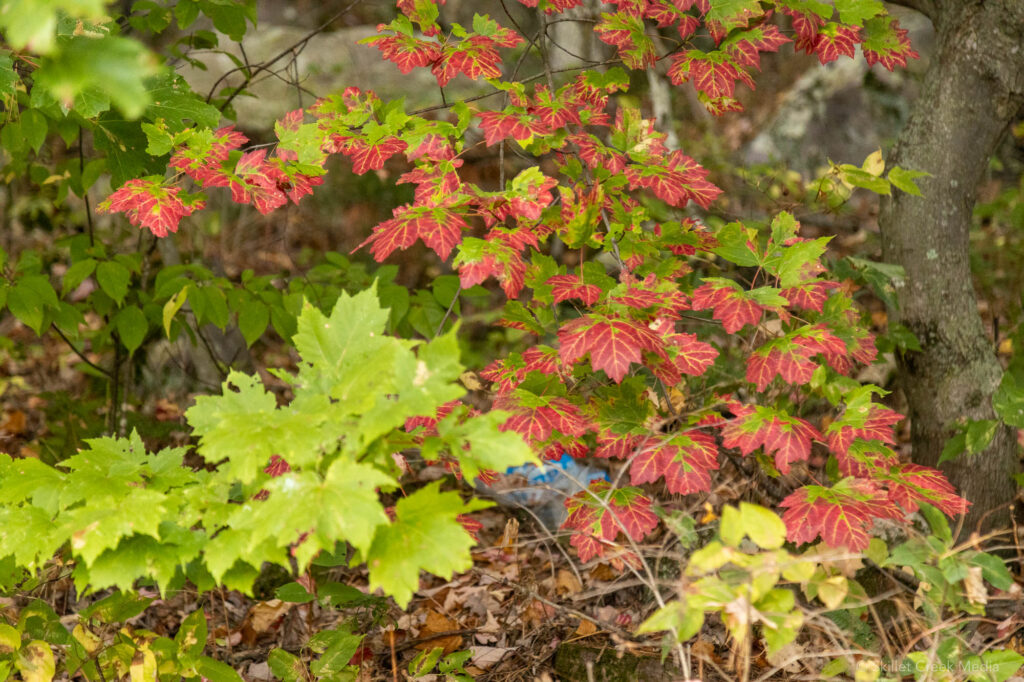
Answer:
[
  {"left": 740, "top": 502, "right": 787, "bottom": 549},
  {"left": 861, "top": 149, "right": 885, "bottom": 176},
  {"left": 815, "top": 575, "right": 849, "bottom": 609},
  {"left": 162, "top": 286, "right": 188, "bottom": 337}
]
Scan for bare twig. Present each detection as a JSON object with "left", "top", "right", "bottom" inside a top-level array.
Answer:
[{"left": 207, "top": 0, "right": 364, "bottom": 110}]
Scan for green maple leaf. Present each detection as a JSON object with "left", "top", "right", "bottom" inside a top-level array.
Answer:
[
  {"left": 188, "top": 373, "right": 340, "bottom": 483},
  {"left": 187, "top": 371, "right": 280, "bottom": 484},
  {"left": 203, "top": 529, "right": 286, "bottom": 586},
  {"left": 357, "top": 329, "right": 464, "bottom": 445},
  {"left": 366, "top": 482, "right": 490, "bottom": 607},
  {"left": 833, "top": 0, "right": 885, "bottom": 25},
  {"left": 59, "top": 431, "right": 157, "bottom": 504},
  {"left": 704, "top": 0, "right": 763, "bottom": 33},
  {"left": 292, "top": 289, "right": 465, "bottom": 447},
  {"left": 293, "top": 288, "right": 397, "bottom": 400},
  {"left": 61, "top": 488, "right": 170, "bottom": 565},
  {"left": 0, "top": 454, "right": 63, "bottom": 511},
  {"left": 435, "top": 410, "right": 536, "bottom": 482},
  {"left": 0, "top": 505, "right": 61, "bottom": 569},
  {"left": 235, "top": 459, "right": 395, "bottom": 567},
  {"left": 80, "top": 533, "right": 198, "bottom": 594}
]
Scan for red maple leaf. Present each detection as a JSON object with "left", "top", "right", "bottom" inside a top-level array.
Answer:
[
  {"left": 517, "top": 0, "right": 584, "bottom": 13},
  {"left": 461, "top": 255, "right": 524, "bottom": 298},
  {"left": 745, "top": 340, "right": 817, "bottom": 391},
  {"left": 399, "top": 161, "right": 463, "bottom": 206},
  {"left": 594, "top": 11, "right": 656, "bottom": 69},
  {"left": 691, "top": 281, "right": 765, "bottom": 333},
  {"left": 481, "top": 346, "right": 562, "bottom": 393},
  {"left": 228, "top": 149, "right": 290, "bottom": 214},
  {"left": 792, "top": 324, "right": 850, "bottom": 373},
  {"left": 562, "top": 481, "right": 658, "bottom": 562},
  {"left": 781, "top": 479, "right": 902, "bottom": 550},
  {"left": 851, "top": 332, "right": 878, "bottom": 366},
  {"left": 643, "top": 1, "right": 684, "bottom": 27},
  {"left": 407, "top": 134, "right": 455, "bottom": 161},
  {"left": 549, "top": 274, "right": 603, "bottom": 306},
  {"left": 396, "top": 0, "right": 445, "bottom": 35},
  {"left": 862, "top": 17, "right": 919, "bottom": 71},
  {"left": 826, "top": 399, "right": 903, "bottom": 456},
  {"left": 612, "top": 287, "right": 665, "bottom": 309},
  {"left": 529, "top": 84, "right": 583, "bottom": 129},
  {"left": 595, "top": 429, "right": 643, "bottom": 459},
  {"left": 497, "top": 395, "right": 591, "bottom": 442},
  {"left": 625, "top": 150, "right": 721, "bottom": 209},
  {"left": 724, "top": 25, "right": 790, "bottom": 69},
  {"left": 455, "top": 236, "right": 528, "bottom": 298},
  {"left": 835, "top": 440, "right": 898, "bottom": 478},
  {"left": 457, "top": 514, "right": 484, "bottom": 542},
  {"left": 721, "top": 405, "right": 821, "bottom": 475},
  {"left": 569, "top": 133, "right": 626, "bottom": 174},
  {"left": 668, "top": 332, "right": 718, "bottom": 377},
  {"left": 629, "top": 432, "right": 719, "bottom": 495},
  {"left": 883, "top": 463, "right": 970, "bottom": 517},
  {"left": 780, "top": 280, "right": 839, "bottom": 312},
  {"left": 608, "top": 486, "right": 659, "bottom": 540},
  {"left": 506, "top": 169, "right": 558, "bottom": 222},
  {"left": 810, "top": 23, "right": 861, "bottom": 65},
  {"left": 784, "top": 8, "right": 825, "bottom": 46},
  {"left": 98, "top": 178, "right": 205, "bottom": 238},
  {"left": 169, "top": 126, "right": 248, "bottom": 186},
  {"left": 363, "top": 31, "right": 441, "bottom": 74},
  {"left": 477, "top": 109, "right": 549, "bottom": 146},
  {"left": 432, "top": 33, "right": 522, "bottom": 86},
  {"left": 405, "top": 400, "right": 461, "bottom": 435},
  {"left": 355, "top": 204, "right": 467, "bottom": 261},
  {"left": 669, "top": 50, "right": 742, "bottom": 99},
  {"left": 557, "top": 315, "right": 664, "bottom": 383},
  {"left": 335, "top": 136, "right": 408, "bottom": 175},
  {"left": 523, "top": 345, "right": 560, "bottom": 374}
]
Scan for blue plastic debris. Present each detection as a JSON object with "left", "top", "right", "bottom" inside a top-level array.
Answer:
[{"left": 483, "top": 453, "right": 611, "bottom": 529}]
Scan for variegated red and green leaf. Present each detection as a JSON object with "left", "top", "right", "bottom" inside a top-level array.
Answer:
[
  {"left": 721, "top": 405, "right": 821, "bottom": 474},
  {"left": 356, "top": 204, "right": 467, "bottom": 261},
  {"left": 781, "top": 479, "right": 902, "bottom": 550},
  {"left": 557, "top": 314, "right": 665, "bottom": 383},
  {"left": 98, "top": 178, "right": 205, "bottom": 238},
  {"left": 594, "top": 11, "right": 656, "bottom": 69},
  {"left": 882, "top": 463, "right": 970, "bottom": 517},
  {"left": 624, "top": 150, "right": 721, "bottom": 209},
  {"left": 691, "top": 280, "right": 766, "bottom": 333},
  {"left": 629, "top": 432, "right": 719, "bottom": 495},
  {"left": 497, "top": 394, "right": 591, "bottom": 442},
  {"left": 549, "top": 274, "right": 603, "bottom": 306}
]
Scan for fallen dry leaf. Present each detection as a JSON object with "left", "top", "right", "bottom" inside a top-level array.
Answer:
[
  {"left": 497, "top": 517, "right": 519, "bottom": 554},
  {"left": 965, "top": 566, "right": 988, "bottom": 606},
  {"left": 523, "top": 600, "right": 557, "bottom": 628},
  {"left": 574, "top": 618, "right": 598, "bottom": 637},
  {"left": 469, "top": 646, "right": 513, "bottom": 670},
  {"left": 588, "top": 563, "right": 617, "bottom": 581},
  {"left": 556, "top": 569, "right": 582, "bottom": 596},
  {"left": 153, "top": 399, "right": 182, "bottom": 421},
  {"left": 240, "top": 599, "right": 292, "bottom": 645},
  {"left": 417, "top": 610, "right": 462, "bottom": 654},
  {"left": 1, "top": 410, "right": 26, "bottom": 435}
]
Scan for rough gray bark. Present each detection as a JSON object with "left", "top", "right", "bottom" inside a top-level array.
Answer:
[{"left": 879, "top": 0, "right": 1024, "bottom": 536}]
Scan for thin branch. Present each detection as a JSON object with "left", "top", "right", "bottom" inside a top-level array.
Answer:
[
  {"left": 53, "top": 326, "right": 114, "bottom": 379},
  {"left": 435, "top": 284, "right": 462, "bottom": 337},
  {"left": 78, "top": 129, "right": 94, "bottom": 246},
  {"left": 206, "top": 0, "right": 364, "bottom": 109}
]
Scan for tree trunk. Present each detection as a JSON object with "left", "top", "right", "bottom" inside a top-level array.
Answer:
[{"left": 879, "top": 0, "right": 1024, "bottom": 537}]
